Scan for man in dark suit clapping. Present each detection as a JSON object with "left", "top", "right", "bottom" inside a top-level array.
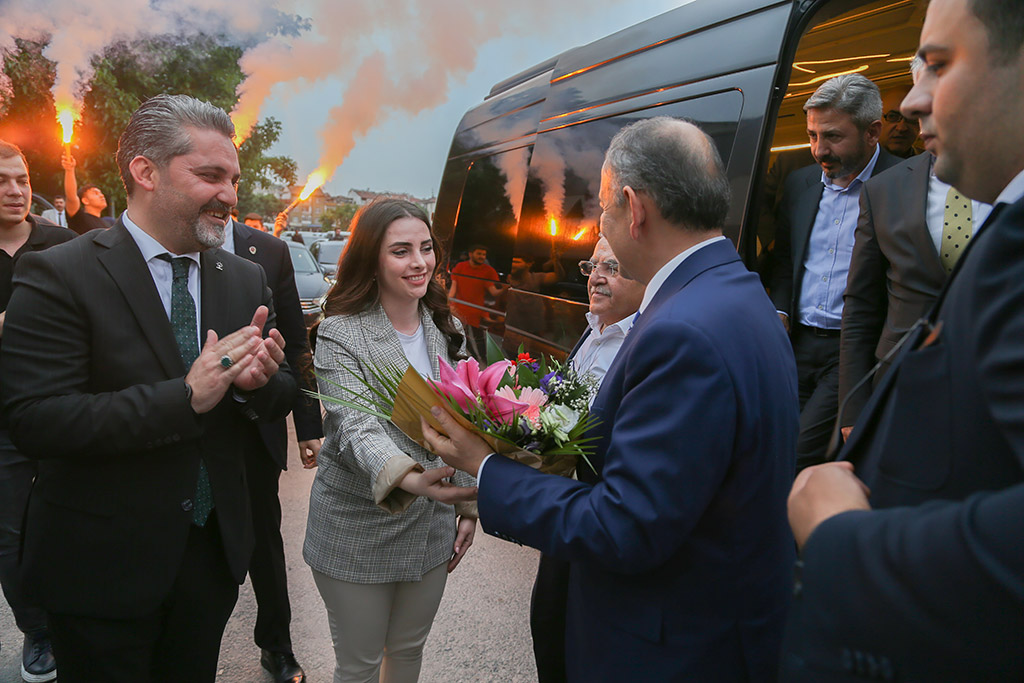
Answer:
[
  {"left": 783, "top": 0, "right": 1024, "bottom": 679},
  {"left": 1, "top": 95, "right": 296, "bottom": 682}
]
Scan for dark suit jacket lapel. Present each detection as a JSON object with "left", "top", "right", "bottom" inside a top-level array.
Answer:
[
  {"left": 200, "top": 248, "right": 231, "bottom": 338},
  {"left": 792, "top": 179, "right": 824, "bottom": 290},
  {"left": 895, "top": 155, "right": 945, "bottom": 283},
  {"left": 639, "top": 239, "right": 741, "bottom": 328},
  {"left": 232, "top": 220, "right": 254, "bottom": 261},
  {"left": 95, "top": 222, "right": 184, "bottom": 378}
]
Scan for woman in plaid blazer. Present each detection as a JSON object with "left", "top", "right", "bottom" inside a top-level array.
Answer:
[{"left": 305, "top": 198, "right": 478, "bottom": 683}]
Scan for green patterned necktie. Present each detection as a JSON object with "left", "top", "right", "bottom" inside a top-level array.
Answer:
[{"left": 162, "top": 255, "right": 214, "bottom": 527}]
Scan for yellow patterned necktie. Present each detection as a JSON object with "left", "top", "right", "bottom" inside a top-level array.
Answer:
[{"left": 941, "top": 187, "right": 973, "bottom": 272}]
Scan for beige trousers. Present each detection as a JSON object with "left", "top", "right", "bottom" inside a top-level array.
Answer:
[{"left": 312, "top": 562, "right": 448, "bottom": 683}]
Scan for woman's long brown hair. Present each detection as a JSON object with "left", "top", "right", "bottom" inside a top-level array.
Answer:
[{"left": 310, "top": 197, "right": 465, "bottom": 360}]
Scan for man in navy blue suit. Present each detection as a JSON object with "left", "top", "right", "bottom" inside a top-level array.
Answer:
[
  {"left": 424, "top": 117, "right": 799, "bottom": 681},
  {"left": 782, "top": 0, "right": 1024, "bottom": 680}
]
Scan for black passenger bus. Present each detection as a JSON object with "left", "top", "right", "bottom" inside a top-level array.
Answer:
[{"left": 435, "top": 0, "right": 926, "bottom": 358}]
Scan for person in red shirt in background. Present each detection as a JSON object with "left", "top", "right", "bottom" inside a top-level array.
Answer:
[{"left": 449, "top": 244, "right": 500, "bottom": 358}]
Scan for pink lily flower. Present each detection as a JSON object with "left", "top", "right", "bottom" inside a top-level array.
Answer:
[{"left": 432, "top": 356, "right": 519, "bottom": 418}]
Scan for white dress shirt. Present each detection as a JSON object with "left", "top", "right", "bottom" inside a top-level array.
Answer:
[
  {"left": 122, "top": 212, "right": 203, "bottom": 343},
  {"left": 571, "top": 311, "right": 636, "bottom": 388},
  {"left": 994, "top": 168, "right": 1024, "bottom": 207}
]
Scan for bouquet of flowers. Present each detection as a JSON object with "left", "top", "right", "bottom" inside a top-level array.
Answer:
[{"left": 313, "top": 340, "right": 600, "bottom": 477}]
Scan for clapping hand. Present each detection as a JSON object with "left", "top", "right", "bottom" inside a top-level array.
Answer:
[
  {"left": 185, "top": 306, "right": 285, "bottom": 413},
  {"left": 231, "top": 306, "right": 286, "bottom": 392}
]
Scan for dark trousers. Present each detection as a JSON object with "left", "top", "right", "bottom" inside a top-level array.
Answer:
[
  {"left": 0, "top": 430, "right": 47, "bottom": 634},
  {"left": 530, "top": 553, "right": 570, "bottom": 683},
  {"left": 244, "top": 443, "right": 293, "bottom": 654},
  {"left": 47, "top": 513, "right": 239, "bottom": 683},
  {"left": 793, "top": 325, "right": 842, "bottom": 470}
]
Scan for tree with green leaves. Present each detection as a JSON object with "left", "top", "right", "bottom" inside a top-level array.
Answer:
[
  {"left": 0, "top": 34, "right": 296, "bottom": 216},
  {"left": 320, "top": 203, "right": 358, "bottom": 231}
]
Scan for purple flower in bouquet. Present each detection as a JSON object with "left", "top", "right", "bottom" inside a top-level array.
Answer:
[{"left": 540, "top": 370, "right": 564, "bottom": 395}]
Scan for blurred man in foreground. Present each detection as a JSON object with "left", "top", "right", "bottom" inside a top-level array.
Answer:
[{"left": 783, "top": 0, "right": 1024, "bottom": 679}]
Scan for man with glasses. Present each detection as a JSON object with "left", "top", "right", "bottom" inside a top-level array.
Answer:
[
  {"left": 530, "top": 236, "right": 644, "bottom": 683},
  {"left": 879, "top": 86, "right": 920, "bottom": 158}
]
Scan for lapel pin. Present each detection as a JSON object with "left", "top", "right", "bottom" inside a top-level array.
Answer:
[
  {"left": 249, "top": 245, "right": 257, "bottom": 255},
  {"left": 215, "top": 261, "right": 224, "bottom": 271}
]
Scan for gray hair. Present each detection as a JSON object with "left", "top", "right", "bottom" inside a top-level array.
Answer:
[
  {"left": 116, "top": 94, "right": 235, "bottom": 196},
  {"left": 803, "top": 73, "right": 882, "bottom": 131},
  {"left": 604, "top": 117, "right": 730, "bottom": 232},
  {"left": 909, "top": 55, "right": 926, "bottom": 81}
]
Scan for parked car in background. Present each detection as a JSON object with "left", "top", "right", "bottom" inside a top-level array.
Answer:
[
  {"left": 309, "top": 238, "right": 347, "bottom": 279},
  {"left": 287, "top": 240, "right": 331, "bottom": 327},
  {"left": 30, "top": 195, "right": 55, "bottom": 217}
]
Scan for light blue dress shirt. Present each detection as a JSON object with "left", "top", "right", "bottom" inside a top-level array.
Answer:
[{"left": 797, "top": 145, "right": 880, "bottom": 329}]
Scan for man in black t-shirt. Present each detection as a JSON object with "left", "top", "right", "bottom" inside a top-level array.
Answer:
[
  {"left": 0, "top": 139, "right": 74, "bottom": 683},
  {"left": 61, "top": 151, "right": 109, "bottom": 235}
]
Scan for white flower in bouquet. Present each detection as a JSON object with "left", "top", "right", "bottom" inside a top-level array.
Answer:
[{"left": 540, "top": 404, "right": 581, "bottom": 443}]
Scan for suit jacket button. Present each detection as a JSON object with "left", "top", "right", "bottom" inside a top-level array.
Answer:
[
  {"left": 172, "top": 434, "right": 181, "bottom": 442},
  {"left": 182, "top": 499, "right": 194, "bottom": 511}
]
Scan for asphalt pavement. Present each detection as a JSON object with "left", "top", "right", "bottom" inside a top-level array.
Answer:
[{"left": 0, "top": 417, "right": 541, "bottom": 682}]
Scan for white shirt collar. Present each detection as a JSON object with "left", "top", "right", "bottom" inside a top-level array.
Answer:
[
  {"left": 638, "top": 235, "right": 727, "bottom": 313},
  {"left": 122, "top": 211, "right": 201, "bottom": 266},
  {"left": 820, "top": 143, "right": 880, "bottom": 191},
  {"left": 584, "top": 310, "right": 637, "bottom": 337},
  {"left": 222, "top": 220, "right": 236, "bottom": 254},
  {"left": 995, "top": 168, "right": 1024, "bottom": 206}
]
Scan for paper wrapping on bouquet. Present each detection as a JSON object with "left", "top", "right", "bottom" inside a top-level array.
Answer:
[{"left": 390, "top": 366, "right": 578, "bottom": 477}]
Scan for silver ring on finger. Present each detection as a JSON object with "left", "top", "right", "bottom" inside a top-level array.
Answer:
[{"left": 220, "top": 354, "right": 234, "bottom": 369}]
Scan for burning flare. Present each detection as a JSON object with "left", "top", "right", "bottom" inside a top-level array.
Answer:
[
  {"left": 300, "top": 170, "right": 327, "bottom": 201},
  {"left": 56, "top": 105, "right": 75, "bottom": 145},
  {"left": 549, "top": 217, "right": 559, "bottom": 237},
  {"left": 571, "top": 226, "right": 588, "bottom": 242}
]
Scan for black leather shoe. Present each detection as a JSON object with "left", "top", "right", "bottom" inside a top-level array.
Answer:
[
  {"left": 21, "top": 630, "right": 57, "bottom": 683},
  {"left": 260, "top": 649, "right": 305, "bottom": 683}
]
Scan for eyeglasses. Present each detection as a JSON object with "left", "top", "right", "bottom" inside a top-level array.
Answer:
[
  {"left": 883, "top": 110, "right": 919, "bottom": 126},
  {"left": 579, "top": 260, "right": 620, "bottom": 277}
]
